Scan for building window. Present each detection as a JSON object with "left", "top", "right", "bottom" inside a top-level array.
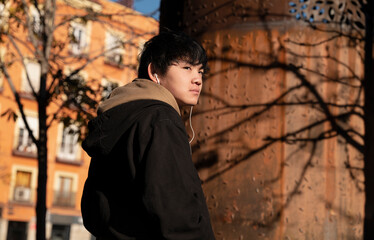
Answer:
[
  {"left": 22, "top": 61, "right": 41, "bottom": 95},
  {"left": 10, "top": 165, "right": 36, "bottom": 204},
  {"left": 101, "top": 78, "right": 119, "bottom": 100},
  {"left": 69, "top": 22, "right": 87, "bottom": 55},
  {"left": 13, "top": 170, "right": 32, "bottom": 203},
  {"left": 30, "top": 7, "right": 42, "bottom": 37},
  {"left": 57, "top": 124, "right": 80, "bottom": 163},
  {"left": 14, "top": 115, "right": 38, "bottom": 157},
  {"left": 53, "top": 174, "right": 76, "bottom": 208},
  {"left": 105, "top": 31, "right": 124, "bottom": 67},
  {"left": 61, "top": 70, "right": 88, "bottom": 109},
  {"left": 0, "top": 2, "right": 10, "bottom": 29},
  {"left": 0, "top": 3, "right": 5, "bottom": 26}
]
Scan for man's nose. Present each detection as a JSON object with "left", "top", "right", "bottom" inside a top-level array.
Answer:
[
  {"left": 193, "top": 72, "right": 202, "bottom": 85},
  {"left": 193, "top": 77, "right": 202, "bottom": 86}
]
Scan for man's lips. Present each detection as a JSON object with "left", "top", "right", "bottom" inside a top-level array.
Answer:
[{"left": 190, "top": 89, "right": 200, "bottom": 94}]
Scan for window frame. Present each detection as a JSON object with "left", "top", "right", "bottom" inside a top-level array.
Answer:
[
  {"left": 0, "top": 1, "right": 11, "bottom": 28},
  {"left": 69, "top": 21, "right": 88, "bottom": 55},
  {"left": 104, "top": 31, "right": 125, "bottom": 68},
  {"left": 21, "top": 60, "right": 41, "bottom": 97},
  {"left": 10, "top": 165, "right": 37, "bottom": 204},
  {"left": 13, "top": 114, "right": 38, "bottom": 158},
  {"left": 29, "top": 7, "right": 42, "bottom": 38},
  {"left": 56, "top": 123, "right": 81, "bottom": 164},
  {"left": 0, "top": 3, "right": 5, "bottom": 26},
  {"left": 53, "top": 171, "right": 78, "bottom": 208}
]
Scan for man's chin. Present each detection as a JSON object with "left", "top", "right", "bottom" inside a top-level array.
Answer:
[{"left": 179, "top": 100, "right": 198, "bottom": 107}]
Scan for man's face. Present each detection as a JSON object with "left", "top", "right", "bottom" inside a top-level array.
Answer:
[{"left": 159, "top": 61, "right": 204, "bottom": 107}]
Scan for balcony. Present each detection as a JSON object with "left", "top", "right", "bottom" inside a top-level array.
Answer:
[
  {"left": 52, "top": 191, "right": 76, "bottom": 208},
  {"left": 13, "top": 143, "right": 37, "bottom": 159}
]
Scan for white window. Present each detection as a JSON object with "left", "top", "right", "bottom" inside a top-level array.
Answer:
[
  {"left": 101, "top": 78, "right": 119, "bottom": 100},
  {"left": 30, "top": 8, "right": 41, "bottom": 36},
  {"left": 68, "top": 73, "right": 84, "bottom": 106},
  {"left": 0, "top": 2, "right": 10, "bottom": 27},
  {"left": 15, "top": 115, "right": 38, "bottom": 156},
  {"left": 13, "top": 170, "right": 32, "bottom": 202},
  {"left": 0, "top": 3, "right": 5, "bottom": 26},
  {"left": 70, "top": 22, "right": 87, "bottom": 55},
  {"left": 55, "top": 176, "right": 73, "bottom": 206},
  {"left": 105, "top": 32, "right": 124, "bottom": 66},
  {"left": 62, "top": 69, "right": 88, "bottom": 109},
  {"left": 53, "top": 172, "right": 78, "bottom": 207},
  {"left": 57, "top": 124, "right": 79, "bottom": 161},
  {"left": 10, "top": 165, "right": 37, "bottom": 203},
  {"left": 22, "top": 61, "right": 41, "bottom": 94}
]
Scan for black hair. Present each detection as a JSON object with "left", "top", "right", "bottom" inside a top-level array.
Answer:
[{"left": 138, "top": 30, "right": 208, "bottom": 79}]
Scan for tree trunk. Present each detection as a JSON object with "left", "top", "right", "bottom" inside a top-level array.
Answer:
[
  {"left": 363, "top": 1, "right": 374, "bottom": 239},
  {"left": 36, "top": 73, "right": 48, "bottom": 240}
]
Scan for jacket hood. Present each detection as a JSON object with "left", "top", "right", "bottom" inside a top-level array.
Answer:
[
  {"left": 82, "top": 78, "right": 180, "bottom": 157},
  {"left": 98, "top": 78, "right": 180, "bottom": 115}
]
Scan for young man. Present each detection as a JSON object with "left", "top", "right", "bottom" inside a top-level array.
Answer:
[{"left": 81, "top": 31, "right": 216, "bottom": 239}]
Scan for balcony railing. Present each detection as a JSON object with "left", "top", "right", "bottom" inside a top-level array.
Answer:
[{"left": 52, "top": 191, "right": 76, "bottom": 208}]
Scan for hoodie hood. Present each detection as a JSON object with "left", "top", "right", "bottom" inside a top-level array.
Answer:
[
  {"left": 98, "top": 78, "right": 180, "bottom": 115},
  {"left": 82, "top": 78, "right": 180, "bottom": 157}
]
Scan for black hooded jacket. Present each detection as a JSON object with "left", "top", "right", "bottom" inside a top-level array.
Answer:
[{"left": 81, "top": 79, "right": 215, "bottom": 240}]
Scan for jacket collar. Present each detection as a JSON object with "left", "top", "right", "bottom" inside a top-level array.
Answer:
[{"left": 98, "top": 78, "right": 180, "bottom": 115}]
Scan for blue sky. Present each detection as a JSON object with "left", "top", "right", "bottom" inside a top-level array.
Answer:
[{"left": 133, "top": 0, "right": 161, "bottom": 20}]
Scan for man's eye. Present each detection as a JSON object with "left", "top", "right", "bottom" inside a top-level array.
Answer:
[
  {"left": 199, "top": 71, "right": 204, "bottom": 75},
  {"left": 183, "top": 66, "right": 192, "bottom": 70}
]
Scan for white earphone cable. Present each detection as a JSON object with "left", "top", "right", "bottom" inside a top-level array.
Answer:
[{"left": 189, "top": 106, "right": 195, "bottom": 144}]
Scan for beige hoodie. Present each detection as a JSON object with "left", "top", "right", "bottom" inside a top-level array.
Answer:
[{"left": 98, "top": 78, "right": 180, "bottom": 115}]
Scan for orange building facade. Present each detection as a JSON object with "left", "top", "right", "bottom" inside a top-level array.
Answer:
[
  {"left": 0, "top": 0, "right": 158, "bottom": 239},
  {"left": 160, "top": 0, "right": 366, "bottom": 239}
]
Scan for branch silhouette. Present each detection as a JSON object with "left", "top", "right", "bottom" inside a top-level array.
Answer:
[{"left": 176, "top": 2, "right": 367, "bottom": 234}]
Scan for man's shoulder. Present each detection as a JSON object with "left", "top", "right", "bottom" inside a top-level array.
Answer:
[
  {"left": 136, "top": 101, "right": 182, "bottom": 129},
  {"left": 131, "top": 101, "right": 187, "bottom": 144}
]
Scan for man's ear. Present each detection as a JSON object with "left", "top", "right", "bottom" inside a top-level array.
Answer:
[{"left": 148, "top": 63, "right": 158, "bottom": 84}]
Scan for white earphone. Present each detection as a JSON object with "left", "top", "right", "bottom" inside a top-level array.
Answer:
[{"left": 154, "top": 74, "right": 160, "bottom": 85}]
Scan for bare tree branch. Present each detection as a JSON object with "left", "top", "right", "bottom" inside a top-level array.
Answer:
[
  {"left": 0, "top": 64, "right": 39, "bottom": 145},
  {"left": 8, "top": 35, "right": 39, "bottom": 98}
]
